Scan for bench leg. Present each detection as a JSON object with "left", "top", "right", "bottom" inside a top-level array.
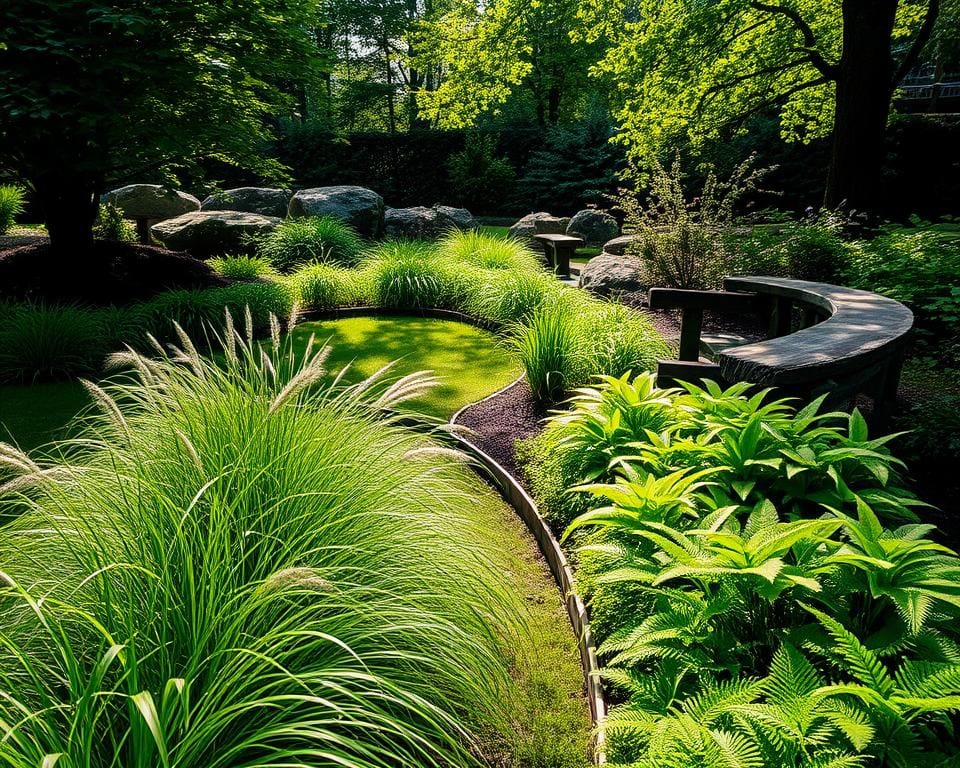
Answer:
[
  {"left": 678, "top": 308, "right": 703, "bottom": 361},
  {"left": 555, "top": 245, "right": 572, "bottom": 278}
]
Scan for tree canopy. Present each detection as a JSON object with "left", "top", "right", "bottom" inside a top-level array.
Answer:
[
  {"left": 0, "top": 0, "right": 325, "bottom": 249},
  {"left": 413, "top": 0, "right": 602, "bottom": 127},
  {"left": 575, "top": 0, "right": 941, "bottom": 209}
]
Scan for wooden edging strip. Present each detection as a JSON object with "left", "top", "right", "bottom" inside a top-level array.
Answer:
[
  {"left": 451, "top": 382, "right": 607, "bottom": 766},
  {"left": 297, "top": 304, "right": 608, "bottom": 763}
]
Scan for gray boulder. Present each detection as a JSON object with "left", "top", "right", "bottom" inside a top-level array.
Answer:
[
  {"left": 101, "top": 184, "right": 200, "bottom": 221},
  {"left": 434, "top": 205, "right": 477, "bottom": 231},
  {"left": 383, "top": 206, "right": 438, "bottom": 239},
  {"left": 567, "top": 209, "right": 619, "bottom": 245},
  {"left": 602, "top": 234, "right": 635, "bottom": 257},
  {"left": 383, "top": 204, "right": 477, "bottom": 238},
  {"left": 509, "top": 212, "right": 561, "bottom": 240},
  {"left": 151, "top": 211, "right": 281, "bottom": 258},
  {"left": 578, "top": 250, "right": 648, "bottom": 297},
  {"left": 201, "top": 187, "right": 292, "bottom": 219},
  {"left": 288, "top": 185, "right": 384, "bottom": 238}
]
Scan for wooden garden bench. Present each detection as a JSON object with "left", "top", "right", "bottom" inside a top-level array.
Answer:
[
  {"left": 649, "top": 276, "right": 914, "bottom": 418},
  {"left": 534, "top": 233, "right": 583, "bottom": 278}
]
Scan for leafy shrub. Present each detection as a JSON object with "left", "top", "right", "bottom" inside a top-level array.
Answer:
[
  {"left": 724, "top": 220, "right": 852, "bottom": 282},
  {"left": 0, "top": 323, "right": 532, "bottom": 766},
  {"left": 0, "top": 184, "right": 25, "bottom": 235},
  {"left": 522, "top": 372, "right": 960, "bottom": 765},
  {"left": 447, "top": 134, "right": 517, "bottom": 214},
  {"left": 208, "top": 254, "right": 278, "bottom": 281},
  {"left": 92, "top": 201, "right": 137, "bottom": 242},
  {"left": 257, "top": 216, "right": 365, "bottom": 271},
  {"left": 363, "top": 241, "right": 468, "bottom": 310},
  {"left": 841, "top": 230, "right": 960, "bottom": 364},
  {"left": 618, "top": 155, "right": 771, "bottom": 289}
]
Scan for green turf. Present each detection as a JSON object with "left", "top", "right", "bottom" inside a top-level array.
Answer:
[
  {"left": 0, "top": 317, "right": 521, "bottom": 448},
  {"left": 290, "top": 316, "right": 521, "bottom": 419},
  {"left": 0, "top": 380, "right": 90, "bottom": 452},
  {"left": 470, "top": 481, "right": 592, "bottom": 766}
]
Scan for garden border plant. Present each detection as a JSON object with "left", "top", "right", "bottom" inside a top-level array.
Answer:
[{"left": 518, "top": 371, "right": 960, "bottom": 766}]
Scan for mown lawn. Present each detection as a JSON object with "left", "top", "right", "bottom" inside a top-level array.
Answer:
[{"left": 1, "top": 315, "right": 521, "bottom": 449}]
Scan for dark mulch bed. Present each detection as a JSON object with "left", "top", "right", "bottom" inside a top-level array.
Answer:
[
  {"left": 455, "top": 379, "right": 548, "bottom": 480},
  {"left": 0, "top": 241, "right": 227, "bottom": 305}
]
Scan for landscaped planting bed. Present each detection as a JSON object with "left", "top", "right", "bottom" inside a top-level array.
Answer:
[
  {"left": 518, "top": 372, "right": 960, "bottom": 766},
  {"left": 0, "top": 320, "right": 593, "bottom": 767},
  {"left": 0, "top": 231, "right": 678, "bottom": 765}
]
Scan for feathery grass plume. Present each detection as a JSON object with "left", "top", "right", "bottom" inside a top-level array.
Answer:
[{"left": 0, "top": 317, "right": 532, "bottom": 767}]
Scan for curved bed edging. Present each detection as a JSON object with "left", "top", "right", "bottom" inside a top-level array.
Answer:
[
  {"left": 297, "top": 304, "right": 608, "bottom": 761},
  {"left": 451, "top": 382, "right": 607, "bottom": 765}
]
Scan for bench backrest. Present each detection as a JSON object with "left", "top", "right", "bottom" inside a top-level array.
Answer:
[{"left": 718, "top": 276, "right": 914, "bottom": 388}]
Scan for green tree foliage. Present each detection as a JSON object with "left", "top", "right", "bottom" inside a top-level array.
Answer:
[
  {"left": 518, "top": 103, "right": 623, "bottom": 212},
  {"left": 413, "top": 0, "right": 602, "bottom": 128},
  {"left": 576, "top": 0, "right": 941, "bottom": 212},
  {"left": 0, "top": 0, "right": 326, "bottom": 254}
]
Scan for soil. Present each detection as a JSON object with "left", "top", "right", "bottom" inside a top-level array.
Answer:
[
  {"left": 455, "top": 379, "right": 548, "bottom": 480},
  {"left": 0, "top": 240, "right": 227, "bottom": 305}
]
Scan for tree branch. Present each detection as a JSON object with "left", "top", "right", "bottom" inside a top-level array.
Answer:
[
  {"left": 750, "top": 1, "right": 839, "bottom": 80},
  {"left": 726, "top": 75, "right": 831, "bottom": 130},
  {"left": 893, "top": 0, "right": 941, "bottom": 85}
]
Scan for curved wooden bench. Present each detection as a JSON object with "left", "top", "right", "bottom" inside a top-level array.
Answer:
[{"left": 650, "top": 276, "right": 914, "bottom": 418}]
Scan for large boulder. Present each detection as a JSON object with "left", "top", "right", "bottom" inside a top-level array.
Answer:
[
  {"left": 151, "top": 211, "right": 281, "bottom": 258},
  {"left": 567, "top": 209, "right": 619, "bottom": 245},
  {"left": 382, "top": 204, "right": 477, "bottom": 238},
  {"left": 508, "top": 212, "right": 561, "bottom": 240},
  {"left": 201, "top": 187, "right": 291, "bottom": 219},
  {"left": 578, "top": 250, "right": 648, "bottom": 298},
  {"left": 288, "top": 186, "right": 384, "bottom": 238},
  {"left": 601, "top": 234, "right": 635, "bottom": 257},
  {"left": 383, "top": 206, "right": 438, "bottom": 239},
  {"left": 101, "top": 184, "right": 200, "bottom": 221},
  {"left": 434, "top": 205, "right": 477, "bottom": 231}
]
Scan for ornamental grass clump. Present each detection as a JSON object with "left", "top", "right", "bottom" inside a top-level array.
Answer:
[
  {"left": 0, "top": 314, "right": 528, "bottom": 767},
  {"left": 509, "top": 292, "right": 669, "bottom": 403},
  {"left": 363, "top": 241, "right": 472, "bottom": 310},
  {"left": 290, "top": 261, "right": 371, "bottom": 310},
  {"left": 437, "top": 230, "right": 542, "bottom": 272},
  {"left": 0, "top": 184, "right": 25, "bottom": 234},
  {"left": 0, "top": 300, "right": 119, "bottom": 381},
  {"left": 257, "top": 215, "right": 365, "bottom": 271},
  {"left": 207, "top": 254, "right": 279, "bottom": 281}
]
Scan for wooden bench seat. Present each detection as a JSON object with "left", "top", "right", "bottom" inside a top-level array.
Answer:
[
  {"left": 648, "top": 276, "right": 914, "bottom": 419},
  {"left": 534, "top": 233, "right": 583, "bottom": 278}
]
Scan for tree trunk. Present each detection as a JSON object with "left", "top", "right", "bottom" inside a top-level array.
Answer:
[
  {"left": 34, "top": 174, "right": 99, "bottom": 256},
  {"left": 823, "top": 0, "right": 899, "bottom": 212}
]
